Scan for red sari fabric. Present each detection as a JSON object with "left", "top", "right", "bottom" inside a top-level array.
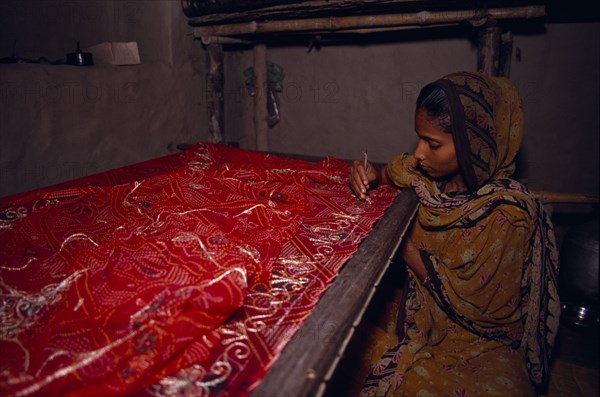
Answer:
[{"left": 0, "top": 143, "right": 397, "bottom": 396}]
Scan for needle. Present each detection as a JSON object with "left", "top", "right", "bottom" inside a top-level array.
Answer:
[{"left": 362, "top": 149, "right": 369, "bottom": 173}]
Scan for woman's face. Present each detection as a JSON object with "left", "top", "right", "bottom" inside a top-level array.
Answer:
[{"left": 413, "top": 107, "right": 460, "bottom": 181}]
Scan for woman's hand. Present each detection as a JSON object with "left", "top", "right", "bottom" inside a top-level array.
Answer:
[
  {"left": 349, "top": 159, "right": 378, "bottom": 200},
  {"left": 400, "top": 238, "right": 428, "bottom": 284}
]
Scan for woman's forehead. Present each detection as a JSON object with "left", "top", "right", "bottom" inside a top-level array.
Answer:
[{"left": 415, "top": 108, "right": 452, "bottom": 140}]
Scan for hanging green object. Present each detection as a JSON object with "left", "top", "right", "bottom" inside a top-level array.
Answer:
[
  {"left": 244, "top": 62, "right": 285, "bottom": 128},
  {"left": 244, "top": 62, "right": 285, "bottom": 92}
]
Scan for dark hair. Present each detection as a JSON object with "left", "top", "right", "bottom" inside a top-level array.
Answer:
[{"left": 416, "top": 85, "right": 452, "bottom": 132}]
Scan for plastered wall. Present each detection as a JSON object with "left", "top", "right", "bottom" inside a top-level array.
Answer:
[{"left": 0, "top": 0, "right": 209, "bottom": 197}]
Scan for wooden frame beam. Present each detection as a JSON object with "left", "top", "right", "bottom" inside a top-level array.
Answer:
[
  {"left": 477, "top": 23, "right": 501, "bottom": 76},
  {"left": 206, "top": 43, "right": 225, "bottom": 144},
  {"left": 193, "top": 6, "right": 544, "bottom": 37},
  {"left": 254, "top": 43, "right": 269, "bottom": 151}
]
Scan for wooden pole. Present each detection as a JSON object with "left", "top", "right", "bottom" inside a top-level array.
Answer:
[
  {"left": 533, "top": 191, "right": 599, "bottom": 204},
  {"left": 202, "top": 36, "right": 251, "bottom": 45},
  {"left": 254, "top": 43, "right": 268, "bottom": 152},
  {"left": 192, "top": 6, "right": 545, "bottom": 37},
  {"left": 185, "top": 0, "right": 444, "bottom": 19},
  {"left": 477, "top": 22, "right": 501, "bottom": 76},
  {"left": 498, "top": 31, "right": 514, "bottom": 77},
  {"left": 206, "top": 44, "right": 225, "bottom": 144}
]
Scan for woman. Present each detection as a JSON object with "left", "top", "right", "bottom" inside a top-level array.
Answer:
[{"left": 349, "top": 72, "right": 560, "bottom": 396}]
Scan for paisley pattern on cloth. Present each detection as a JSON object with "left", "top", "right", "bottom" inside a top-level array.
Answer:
[{"left": 0, "top": 143, "right": 398, "bottom": 397}]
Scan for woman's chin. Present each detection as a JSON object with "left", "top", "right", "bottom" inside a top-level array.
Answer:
[{"left": 421, "top": 168, "right": 439, "bottom": 179}]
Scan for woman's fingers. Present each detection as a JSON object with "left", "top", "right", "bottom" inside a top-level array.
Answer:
[{"left": 350, "top": 160, "right": 369, "bottom": 199}]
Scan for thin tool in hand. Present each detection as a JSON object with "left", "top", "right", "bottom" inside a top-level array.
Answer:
[{"left": 362, "top": 149, "right": 369, "bottom": 173}]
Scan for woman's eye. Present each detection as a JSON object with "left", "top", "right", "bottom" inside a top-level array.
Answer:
[{"left": 429, "top": 143, "right": 440, "bottom": 150}]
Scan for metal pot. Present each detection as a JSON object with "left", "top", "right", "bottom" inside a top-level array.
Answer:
[{"left": 558, "top": 219, "right": 599, "bottom": 327}]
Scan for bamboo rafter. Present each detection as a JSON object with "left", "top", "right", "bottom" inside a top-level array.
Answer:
[
  {"left": 192, "top": 5, "right": 545, "bottom": 38},
  {"left": 533, "top": 191, "right": 599, "bottom": 204}
]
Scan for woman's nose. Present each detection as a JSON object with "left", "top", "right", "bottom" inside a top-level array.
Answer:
[{"left": 414, "top": 141, "right": 426, "bottom": 160}]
